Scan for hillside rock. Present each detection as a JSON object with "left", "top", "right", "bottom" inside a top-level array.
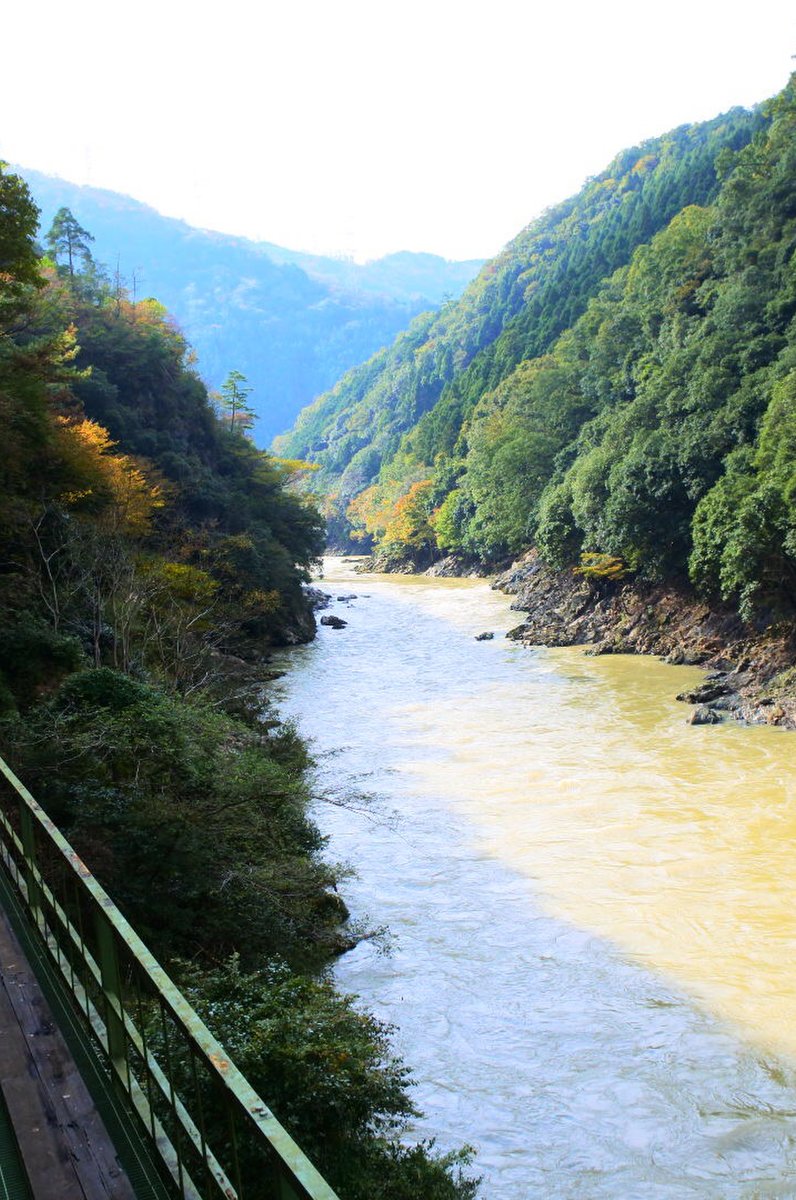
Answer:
[{"left": 494, "top": 550, "right": 796, "bottom": 729}]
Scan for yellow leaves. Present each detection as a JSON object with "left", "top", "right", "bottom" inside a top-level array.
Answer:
[
  {"left": 346, "top": 480, "right": 405, "bottom": 541},
  {"left": 59, "top": 488, "right": 93, "bottom": 506},
  {"left": 573, "top": 552, "right": 630, "bottom": 581},
  {"left": 54, "top": 417, "right": 163, "bottom": 536},
  {"left": 269, "top": 456, "right": 320, "bottom": 482},
  {"left": 347, "top": 479, "right": 439, "bottom": 554},
  {"left": 414, "top": 339, "right": 436, "bottom": 364},
  {"left": 631, "top": 154, "right": 658, "bottom": 177},
  {"left": 219, "top": 533, "right": 255, "bottom": 554},
  {"left": 383, "top": 481, "right": 435, "bottom": 550},
  {"left": 53, "top": 322, "right": 82, "bottom": 368},
  {"left": 139, "top": 560, "right": 219, "bottom": 604},
  {"left": 241, "top": 588, "right": 281, "bottom": 615}
]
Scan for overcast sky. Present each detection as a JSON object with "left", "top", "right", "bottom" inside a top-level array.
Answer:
[{"left": 2, "top": 0, "right": 793, "bottom": 262}]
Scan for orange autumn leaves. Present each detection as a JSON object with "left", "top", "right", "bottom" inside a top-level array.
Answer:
[
  {"left": 54, "top": 417, "right": 163, "bottom": 536},
  {"left": 347, "top": 479, "right": 437, "bottom": 557}
]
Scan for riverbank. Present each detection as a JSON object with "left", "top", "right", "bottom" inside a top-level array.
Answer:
[
  {"left": 493, "top": 550, "right": 796, "bottom": 730},
  {"left": 354, "top": 550, "right": 796, "bottom": 728}
]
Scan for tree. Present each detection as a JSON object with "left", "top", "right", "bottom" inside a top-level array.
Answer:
[
  {"left": 46, "top": 207, "right": 95, "bottom": 279},
  {"left": 219, "top": 369, "right": 256, "bottom": 436},
  {"left": 0, "top": 162, "right": 42, "bottom": 327}
]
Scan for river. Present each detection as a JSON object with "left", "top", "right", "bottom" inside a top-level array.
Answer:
[{"left": 273, "top": 558, "right": 796, "bottom": 1199}]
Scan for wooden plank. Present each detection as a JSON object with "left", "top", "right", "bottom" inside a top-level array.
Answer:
[{"left": 0, "top": 908, "right": 137, "bottom": 1200}]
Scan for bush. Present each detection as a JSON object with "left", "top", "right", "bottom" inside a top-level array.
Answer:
[
  {"left": 0, "top": 619, "right": 83, "bottom": 707},
  {"left": 179, "top": 957, "right": 480, "bottom": 1200},
  {"left": 55, "top": 667, "right": 152, "bottom": 712}
]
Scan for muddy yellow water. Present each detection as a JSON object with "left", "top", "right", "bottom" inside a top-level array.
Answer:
[{"left": 274, "top": 559, "right": 796, "bottom": 1198}]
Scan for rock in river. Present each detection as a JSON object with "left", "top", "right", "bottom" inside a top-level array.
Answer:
[
  {"left": 687, "top": 704, "right": 722, "bottom": 725},
  {"left": 304, "top": 586, "right": 332, "bottom": 611}
]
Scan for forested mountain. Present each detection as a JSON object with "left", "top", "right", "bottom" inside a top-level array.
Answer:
[
  {"left": 20, "top": 168, "right": 483, "bottom": 444},
  {"left": 282, "top": 76, "right": 796, "bottom": 630},
  {"left": 275, "top": 104, "right": 765, "bottom": 547},
  {"left": 0, "top": 164, "right": 478, "bottom": 1199}
]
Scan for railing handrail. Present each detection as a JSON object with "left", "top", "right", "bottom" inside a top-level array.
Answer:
[{"left": 0, "top": 753, "right": 340, "bottom": 1200}]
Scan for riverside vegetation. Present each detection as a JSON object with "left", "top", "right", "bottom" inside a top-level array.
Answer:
[
  {"left": 0, "top": 168, "right": 478, "bottom": 1199},
  {"left": 278, "top": 77, "right": 796, "bottom": 719}
]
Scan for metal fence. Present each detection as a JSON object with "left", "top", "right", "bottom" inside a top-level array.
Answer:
[{"left": 0, "top": 755, "right": 340, "bottom": 1200}]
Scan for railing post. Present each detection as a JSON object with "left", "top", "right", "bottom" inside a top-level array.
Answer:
[
  {"left": 18, "top": 801, "right": 44, "bottom": 934},
  {"left": 94, "top": 907, "right": 129, "bottom": 1088}
]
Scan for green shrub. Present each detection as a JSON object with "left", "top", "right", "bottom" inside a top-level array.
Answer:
[
  {"left": 0, "top": 619, "right": 83, "bottom": 707},
  {"left": 55, "top": 667, "right": 153, "bottom": 712}
]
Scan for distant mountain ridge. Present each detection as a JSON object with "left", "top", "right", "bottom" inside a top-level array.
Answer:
[{"left": 17, "top": 168, "right": 483, "bottom": 444}]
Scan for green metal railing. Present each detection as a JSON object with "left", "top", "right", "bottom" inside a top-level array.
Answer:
[{"left": 0, "top": 756, "right": 339, "bottom": 1200}]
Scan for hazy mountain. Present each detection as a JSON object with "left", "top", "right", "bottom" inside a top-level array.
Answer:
[{"left": 19, "top": 168, "right": 483, "bottom": 444}]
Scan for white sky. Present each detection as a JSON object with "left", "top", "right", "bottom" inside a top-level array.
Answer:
[{"left": 1, "top": 0, "right": 793, "bottom": 262}]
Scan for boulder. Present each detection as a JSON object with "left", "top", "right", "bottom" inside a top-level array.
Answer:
[
  {"left": 475, "top": 631, "right": 495, "bottom": 641},
  {"left": 676, "top": 680, "right": 731, "bottom": 704},
  {"left": 320, "top": 615, "right": 348, "bottom": 629},
  {"left": 687, "top": 704, "right": 722, "bottom": 725},
  {"left": 304, "top": 586, "right": 332, "bottom": 611},
  {"left": 506, "top": 623, "right": 531, "bottom": 641}
]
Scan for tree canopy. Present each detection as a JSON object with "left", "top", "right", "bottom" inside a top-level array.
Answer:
[{"left": 46, "top": 205, "right": 95, "bottom": 278}]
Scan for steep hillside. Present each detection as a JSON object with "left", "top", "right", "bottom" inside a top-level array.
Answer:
[
  {"left": 20, "top": 169, "right": 482, "bottom": 444},
  {"left": 314, "top": 74, "right": 796, "bottom": 652},
  {"left": 275, "top": 105, "right": 764, "bottom": 541}
]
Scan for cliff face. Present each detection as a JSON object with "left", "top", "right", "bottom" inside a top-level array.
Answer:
[{"left": 495, "top": 552, "right": 796, "bottom": 729}]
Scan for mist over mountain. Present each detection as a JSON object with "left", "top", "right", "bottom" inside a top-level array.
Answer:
[{"left": 19, "top": 169, "right": 483, "bottom": 444}]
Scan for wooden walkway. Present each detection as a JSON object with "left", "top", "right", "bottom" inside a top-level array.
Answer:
[{"left": 0, "top": 906, "right": 136, "bottom": 1200}]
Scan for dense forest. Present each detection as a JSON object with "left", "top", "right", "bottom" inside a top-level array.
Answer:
[
  {"left": 21, "top": 169, "right": 483, "bottom": 444},
  {"left": 0, "top": 166, "right": 478, "bottom": 1199},
  {"left": 275, "top": 97, "right": 792, "bottom": 597}
]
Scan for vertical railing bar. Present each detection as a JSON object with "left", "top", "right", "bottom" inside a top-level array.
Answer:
[
  {"left": 75, "top": 877, "right": 90, "bottom": 1017},
  {"left": 64, "top": 873, "right": 78, "bottom": 1000},
  {"left": 133, "top": 966, "right": 158, "bottom": 1143},
  {"left": 72, "top": 874, "right": 93, "bottom": 1022},
  {"left": 227, "top": 1103, "right": 243, "bottom": 1200},
  {"left": 51, "top": 861, "right": 69, "bottom": 980},
  {"left": 188, "top": 1046, "right": 212, "bottom": 1199},
  {"left": 159, "top": 996, "right": 186, "bottom": 1199},
  {"left": 95, "top": 908, "right": 129, "bottom": 1089},
  {"left": 117, "top": 940, "right": 134, "bottom": 1096},
  {"left": 18, "top": 800, "right": 44, "bottom": 935}
]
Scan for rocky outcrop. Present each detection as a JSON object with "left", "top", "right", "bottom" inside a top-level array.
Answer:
[
  {"left": 356, "top": 551, "right": 487, "bottom": 577},
  {"left": 304, "top": 585, "right": 333, "bottom": 610},
  {"left": 424, "top": 555, "right": 485, "bottom": 578},
  {"left": 495, "top": 550, "right": 796, "bottom": 729}
]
